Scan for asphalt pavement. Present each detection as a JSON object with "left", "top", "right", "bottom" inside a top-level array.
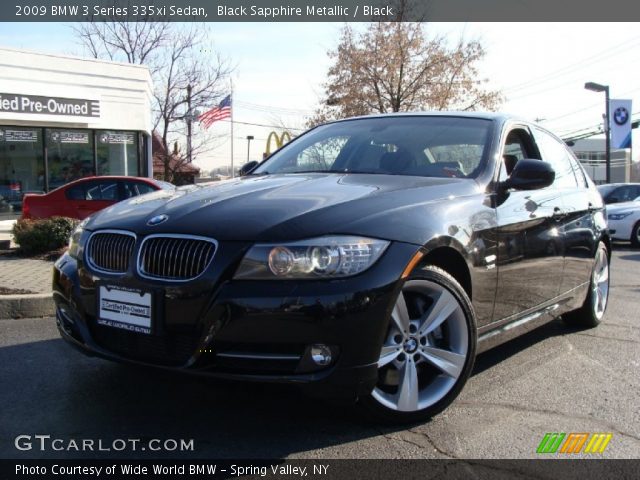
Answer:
[{"left": 0, "top": 247, "right": 638, "bottom": 460}]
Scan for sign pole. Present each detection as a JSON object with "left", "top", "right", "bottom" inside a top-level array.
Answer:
[{"left": 230, "top": 81, "right": 234, "bottom": 178}]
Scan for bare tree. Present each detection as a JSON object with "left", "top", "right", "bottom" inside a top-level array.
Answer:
[
  {"left": 308, "top": 22, "right": 502, "bottom": 127},
  {"left": 72, "top": 22, "right": 232, "bottom": 182}
]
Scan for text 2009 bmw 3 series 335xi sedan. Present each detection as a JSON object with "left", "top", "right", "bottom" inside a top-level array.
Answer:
[{"left": 53, "top": 113, "right": 610, "bottom": 422}]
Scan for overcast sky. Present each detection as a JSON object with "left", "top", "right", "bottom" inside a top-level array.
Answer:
[{"left": 1, "top": 22, "right": 639, "bottom": 171}]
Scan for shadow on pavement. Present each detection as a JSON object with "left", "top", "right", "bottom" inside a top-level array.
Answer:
[
  {"left": 0, "top": 336, "right": 385, "bottom": 460},
  {"left": 0, "top": 316, "right": 597, "bottom": 459}
]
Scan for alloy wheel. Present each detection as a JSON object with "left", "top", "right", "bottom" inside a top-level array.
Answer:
[
  {"left": 371, "top": 279, "right": 469, "bottom": 412},
  {"left": 591, "top": 246, "right": 609, "bottom": 320}
]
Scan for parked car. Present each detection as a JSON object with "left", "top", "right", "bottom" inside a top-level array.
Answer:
[
  {"left": 53, "top": 113, "right": 610, "bottom": 422},
  {"left": 606, "top": 200, "right": 640, "bottom": 247},
  {"left": 597, "top": 183, "right": 640, "bottom": 205},
  {"left": 0, "top": 181, "right": 23, "bottom": 213},
  {"left": 22, "top": 176, "right": 174, "bottom": 220}
]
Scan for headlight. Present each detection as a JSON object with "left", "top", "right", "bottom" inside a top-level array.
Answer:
[
  {"left": 234, "top": 236, "right": 390, "bottom": 279},
  {"left": 608, "top": 211, "right": 633, "bottom": 220},
  {"left": 68, "top": 218, "right": 89, "bottom": 259}
]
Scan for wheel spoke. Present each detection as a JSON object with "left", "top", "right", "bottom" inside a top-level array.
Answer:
[
  {"left": 419, "top": 346, "right": 465, "bottom": 379},
  {"left": 392, "top": 291, "right": 411, "bottom": 334},
  {"left": 597, "top": 288, "right": 605, "bottom": 312},
  {"left": 378, "top": 344, "right": 400, "bottom": 367},
  {"left": 396, "top": 359, "right": 419, "bottom": 412},
  {"left": 598, "top": 264, "right": 609, "bottom": 284},
  {"left": 418, "top": 289, "right": 457, "bottom": 336}
]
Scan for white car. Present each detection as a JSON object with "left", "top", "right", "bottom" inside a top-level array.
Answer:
[{"left": 607, "top": 200, "right": 640, "bottom": 247}]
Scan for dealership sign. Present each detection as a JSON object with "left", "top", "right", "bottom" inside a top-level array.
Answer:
[
  {"left": 0, "top": 92, "right": 100, "bottom": 118},
  {"left": 610, "top": 99, "right": 632, "bottom": 149}
]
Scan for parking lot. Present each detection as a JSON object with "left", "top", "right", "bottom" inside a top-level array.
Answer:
[{"left": 0, "top": 247, "right": 638, "bottom": 460}]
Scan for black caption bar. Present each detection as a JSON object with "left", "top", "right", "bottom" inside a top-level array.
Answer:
[
  {"left": 4, "top": 0, "right": 640, "bottom": 22},
  {"left": 2, "top": 459, "right": 639, "bottom": 480}
]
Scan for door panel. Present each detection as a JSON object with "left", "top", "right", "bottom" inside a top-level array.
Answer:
[
  {"left": 492, "top": 127, "right": 565, "bottom": 322},
  {"left": 67, "top": 180, "right": 119, "bottom": 219},
  {"left": 494, "top": 188, "right": 565, "bottom": 320},
  {"left": 558, "top": 156, "right": 596, "bottom": 293},
  {"left": 533, "top": 128, "right": 595, "bottom": 295}
]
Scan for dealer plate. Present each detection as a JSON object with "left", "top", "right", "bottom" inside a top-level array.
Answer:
[{"left": 98, "top": 285, "right": 152, "bottom": 334}]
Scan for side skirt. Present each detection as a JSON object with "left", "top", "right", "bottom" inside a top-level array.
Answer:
[{"left": 476, "top": 282, "right": 589, "bottom": 354}]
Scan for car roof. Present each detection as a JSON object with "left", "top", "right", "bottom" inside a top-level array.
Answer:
[
  {"left": 326, "top": 111, "right": 518, "bottom": 125},
  {"left": 44, "top": 176, "right": 157, "bottom": 195},
  {"left": 62, "top": 176, "right": 156, "bottom": 186}
]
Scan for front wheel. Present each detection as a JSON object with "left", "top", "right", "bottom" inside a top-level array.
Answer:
[
  {"left": 361, "top": 266, "right": 476, "bottom": 423},
  {"left": 563, "top": 241, "right": 610, "bottom": 328}
]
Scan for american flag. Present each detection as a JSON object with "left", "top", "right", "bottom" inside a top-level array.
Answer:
[{"left": 198, "top": 94, "right": 232, "bottom": 129}]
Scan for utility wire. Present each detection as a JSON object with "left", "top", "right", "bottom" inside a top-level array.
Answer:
[
  {"left": 202, "top": 118, "right": 305, "bottom": 132},
  {"left": 502, "top": 36, "right": 640, "bottom": 94}
]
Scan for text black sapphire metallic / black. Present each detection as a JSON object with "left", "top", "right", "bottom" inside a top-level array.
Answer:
[{"left": 53, "top": 112, "right": 610, "bottom": 422}]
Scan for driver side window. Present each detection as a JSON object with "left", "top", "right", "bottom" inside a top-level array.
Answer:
[{"left": 499, "top": 129, "right": 538, "bottom": 181}]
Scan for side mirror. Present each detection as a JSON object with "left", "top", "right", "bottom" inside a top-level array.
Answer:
[
  {"left": 502, "top": 159, "right": 555, "bottom": 191},
  {"left": 239, "top": 160, "right": 259, "bottom": 176}
]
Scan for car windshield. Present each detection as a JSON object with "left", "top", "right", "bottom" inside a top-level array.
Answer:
[
  {"left": 596, "top": 185, "right": 616, "bottom": 198},
  {"left": 253, "top": 116, "right": 493, "bottom": 179}
]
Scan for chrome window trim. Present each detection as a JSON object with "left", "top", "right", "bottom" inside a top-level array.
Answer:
[
  {"left": 85, "top": 229, "right": 137, "bottom": 276},
  {"left": 136, "top": 233, "right": 218, "bottom": 282}
]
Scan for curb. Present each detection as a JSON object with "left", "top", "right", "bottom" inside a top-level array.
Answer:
[{"left": 0, "top": 293, "right": 54, "bottom": 320}]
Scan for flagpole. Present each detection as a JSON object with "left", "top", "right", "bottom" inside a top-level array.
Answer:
[{"left": 230, "top": 81, "right": 234, "bottom": 178}]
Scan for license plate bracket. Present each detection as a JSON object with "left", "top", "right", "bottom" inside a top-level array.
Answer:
[{"left": 98, "top": 285, "right": 153, "bottom": 335}]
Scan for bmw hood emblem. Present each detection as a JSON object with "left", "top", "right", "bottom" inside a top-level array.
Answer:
[{"left": 147, "top": 214, "right": 168, "bottom": 226}]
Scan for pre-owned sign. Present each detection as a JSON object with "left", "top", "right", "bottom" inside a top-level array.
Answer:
[{"left": 0, "top": 92, "right": 100, "bottom": 118}]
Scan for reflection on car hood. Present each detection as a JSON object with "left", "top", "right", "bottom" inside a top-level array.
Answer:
[{"left": 85, "top": 173, "right": 478, "bottom": 242}]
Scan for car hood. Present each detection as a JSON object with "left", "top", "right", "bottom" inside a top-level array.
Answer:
[
  {"left": 86, "top": 173, "right": 479, "bottom": 243},
  {"left": 607, "top": 200, "right": 640, "bottom": 213}
]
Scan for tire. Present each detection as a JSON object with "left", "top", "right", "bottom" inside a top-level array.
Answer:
[
  {"left": 631, "top": 222, "right": 640, "bottom": 248},
  {"left": 563, "top": 241, "right": 610, "bottom": 328},
  {"left": 361, "top": 265, "right": 476, "bottom": 424}
]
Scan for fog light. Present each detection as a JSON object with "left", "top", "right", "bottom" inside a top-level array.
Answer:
[{"left": 310, "top": 344, "right": 332, "bottom": 366}]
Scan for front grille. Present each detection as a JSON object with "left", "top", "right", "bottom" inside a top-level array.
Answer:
[
  {"left": 87, "top": 231, "right": 136, "bottom": 273},
  {"left": 90, "top": 323, "right": 198, "bottom": 366},
  {"left": 138, "top": 235, "right": 216, "bottom": 281}
]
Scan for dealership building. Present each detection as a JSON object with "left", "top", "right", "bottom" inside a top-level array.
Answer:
[{"left": 0, "top": 47, "right": 153, "bottom": 216}]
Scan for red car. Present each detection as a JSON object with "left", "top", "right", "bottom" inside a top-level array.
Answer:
[{"left": 22, "top": 176, "right": 174, "bottom": 220}]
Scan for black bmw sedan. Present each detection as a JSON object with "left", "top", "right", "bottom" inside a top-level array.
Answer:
[{"left": 53, "top": 113, "right": 610, "bottom": 422}]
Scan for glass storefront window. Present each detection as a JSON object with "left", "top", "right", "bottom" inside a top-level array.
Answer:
[
  {"left": 0, "top": 127, "right": 44, "bottom": 216},
  {"left": 0, "top": 126, "right": 145, "bottom": 217},
  {"left": 97, "top": 131, "right": 139, "bottom": 176},
  {"left": 47, "top": 129, "right": 95, "bottom": 190}
]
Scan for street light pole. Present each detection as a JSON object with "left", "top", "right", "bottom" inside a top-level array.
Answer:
[
  {"left": 186, "top": 84, "right": 192, "bottom": 164},
  {"left": 604, "top": 87, "right": 611, "bottom": 183},
  {"left": 246, "top": 135, "right": 254, "bottom": 164},
  {"left": 585, "top": 82, "right": 611, "bottom": 183}
]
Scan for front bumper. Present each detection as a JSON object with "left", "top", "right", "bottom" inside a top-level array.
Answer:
[
  {"left": 53, "top": 241, "right": 420, "bottom": 400},
  {"left": 606, "top": 218, "right": 632, "bottom": 241}
]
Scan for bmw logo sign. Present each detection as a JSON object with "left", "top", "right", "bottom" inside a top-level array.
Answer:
[
  {"left": 614, "top": 106, "right": 629, "bottom": 126},
  {"left": 147, "top": 214, "right": 168, "bottom": 226}
]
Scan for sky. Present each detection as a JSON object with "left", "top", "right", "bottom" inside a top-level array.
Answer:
[{"left": 1, "top": 22, "right": 639, "bottom": 172}]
